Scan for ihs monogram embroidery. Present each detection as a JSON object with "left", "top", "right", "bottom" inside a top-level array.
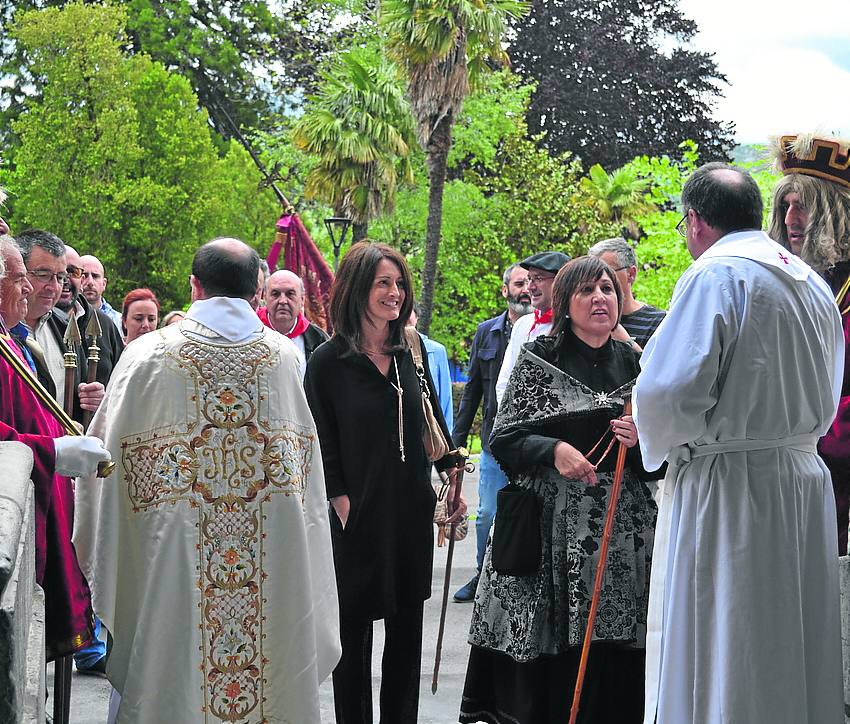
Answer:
[{"left": 121, "top": 340, "right": 313, "bottom": 722}]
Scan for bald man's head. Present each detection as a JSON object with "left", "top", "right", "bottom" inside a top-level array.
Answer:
[
  {"left": 266, "top": 270, "right": 305, "bottom": 334},
  {"left": 191, "top": 237, "right": 260, "bottom": 301},
  {"left": 80, "top": 254, "right": 108, "bottom": 306}
]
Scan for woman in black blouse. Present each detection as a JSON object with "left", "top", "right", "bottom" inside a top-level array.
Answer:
[
  {"left": 459, "top": 255, "right": 661, "bottom": 724},
  {"left": 305, "top": 241, "right": 464, "bottom": 724}
]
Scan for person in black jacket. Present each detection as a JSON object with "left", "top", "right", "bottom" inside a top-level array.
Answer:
[
  {"left": 451, "top": 262, "right": 531, "bottom": 601},
  {"left": 305, "top": 241, "right": 465, "bottom": 724},
  {"left": 47, "top": 244, "right": 123, "bottom": 422}
]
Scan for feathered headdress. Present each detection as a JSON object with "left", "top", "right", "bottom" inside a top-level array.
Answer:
[{"left": 771, "top": 134, "right": 850, "bottom": 189}]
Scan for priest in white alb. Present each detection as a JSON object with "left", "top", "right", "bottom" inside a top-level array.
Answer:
[
  {"left": 634, "top": 164, "right": 845, "bottom": 724},
  {"left": 74, "top": 238, "right": 340, "bottom": 723}
]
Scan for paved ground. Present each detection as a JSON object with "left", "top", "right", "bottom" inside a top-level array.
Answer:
[{"left": 58, "top": 461, "right": 483, "bottom": 723}]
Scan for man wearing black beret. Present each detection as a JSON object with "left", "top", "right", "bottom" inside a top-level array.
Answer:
[{"left": 495, "top": 251, "right": 569, "bottom": 405}]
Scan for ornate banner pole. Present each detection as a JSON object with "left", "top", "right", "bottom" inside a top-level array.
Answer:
[
  {"left": 53, "top": 311, "right": 83, "bottom": 724},
  {"left": 81, "top": 313, "right": 102, "bottom": 430}
]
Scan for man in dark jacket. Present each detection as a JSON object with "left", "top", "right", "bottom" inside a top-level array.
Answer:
[
  {"left": 262, "top": 269, "right": 329, "bottom": 378},
  {"left": 451, "top": 263, "right": 531, "bottom": 601}
]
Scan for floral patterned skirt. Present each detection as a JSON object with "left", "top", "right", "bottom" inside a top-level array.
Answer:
[
  {"left": 467, "top": 467, "right": 656, "bottom": 663},
  {"left": 459, "top": 641, "right": 645, "bottom": 724}
]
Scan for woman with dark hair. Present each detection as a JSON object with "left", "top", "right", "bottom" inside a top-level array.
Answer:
[
  {"left": 305, "top": 241, "right": 465, "bottom": 724},
  {"left": 121, "top": 288, "right": 160, "bottom": 343},
  {"left": 459, "top": 255, "right": 660, "bottom": 724}
]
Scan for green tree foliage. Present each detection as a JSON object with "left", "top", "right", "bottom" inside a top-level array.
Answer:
[
  {"left": 0, "top": 0, "right": 344, "bottom": 145},
  {"left": 292, "top": 47, "right": 416, "bottom": 240},
  {"left": 381, "top": 0, "right": 527, "bottom": 333},
  {"left": 509, "top": 0, "right": 734, "bottom": 170},
  {"left": 581, "top": 164, "right": 658, "bottom": 240},
  {"left": 4, "top": 2, "right": 278, "bottom": 311},
  {"left": 369, "top": 71, "right": 616, "bottom": 360},
  {"left": 619, "top": 141, "right": 779, "bottom": 310}
]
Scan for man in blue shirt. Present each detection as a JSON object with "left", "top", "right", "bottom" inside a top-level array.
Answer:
[{"left": 451, "top": 263, "right": 531, "bottom": 601}]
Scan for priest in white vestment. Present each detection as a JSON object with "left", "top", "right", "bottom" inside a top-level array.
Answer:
[
  {"left": 634, "top": 164, "right": 845, "bottom": 724},
  {"left": 74, "top": 238, "right": 340, "bottom": 724}
]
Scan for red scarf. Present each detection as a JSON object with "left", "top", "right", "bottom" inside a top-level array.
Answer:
[
  {"left": 529, "top": 307, "right": 553, "bottom": 334},
  {"left": 257, "top": 308, "right": 310, "bottom": 338},
  {"left": 286, "top": 313, "right": 310, "bottom": 339}
]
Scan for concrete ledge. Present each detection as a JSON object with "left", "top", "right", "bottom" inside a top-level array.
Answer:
[{"left": 23, "top": 587, "right": 44, "bottom": 724}]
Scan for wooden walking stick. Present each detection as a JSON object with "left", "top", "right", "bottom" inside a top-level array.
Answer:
[
  {"left": 431, "top": 447, "right": 471, "bottom": 694},
  {"left": 568, "top": 399, "right": 632, "bottom": 724},
  {"left": 54, "top": 311, "right": 83, "bottom": 724},
  {"left": 81, "top": 312, "right": 102, "bottom": 429}
]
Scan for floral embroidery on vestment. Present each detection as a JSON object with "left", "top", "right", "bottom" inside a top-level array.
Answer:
[{"left": 121, "top": 338, "right": 313, "bottom": 721}]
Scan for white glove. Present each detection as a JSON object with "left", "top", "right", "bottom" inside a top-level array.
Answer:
[{"left": 54, "top": 436, "right": 111, "bottom": 478}]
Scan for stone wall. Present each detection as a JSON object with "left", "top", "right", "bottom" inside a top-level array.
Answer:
[{"left": 0, "top": 442, "right": 44, "bottom": 724}]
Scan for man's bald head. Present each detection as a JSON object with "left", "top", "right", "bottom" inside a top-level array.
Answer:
[
  {"left": 680, "top": 163, "right": 763, "bottom": 259},
  {"left": 267, "top": 269, "right": 305, "bottom": 295},
  {"left": 681, "top": 163, "right": 763, "bottom": 235},
  {"left": 191, "top": 237, "right": 260, "bottom": 301},
  {"left": 80, "top": 254, "right": 108, "bottom": 306},
  {"left": 266, "top": 269, "right": 305, "bottom": 334}
]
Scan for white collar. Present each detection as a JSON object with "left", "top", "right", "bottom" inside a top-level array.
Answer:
[
  {"left": 185, "top": 297, "right": 263, "bottom": 343},
  {"left": 699, "top": 230, "right": 812, "bottom": 282}
]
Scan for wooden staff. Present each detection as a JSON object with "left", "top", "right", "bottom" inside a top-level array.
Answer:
[
  {"left": 54, "top": 311, "right": 83, "bottom": 724},
  {"left": 431, "top": 447, "right": 470, "bottom": 694},
  {"left": 81, "top": 313, "right": 102, "bottom": 429},
  {"left": 568, "top": 400, "right": 632, "bottom": 724}
]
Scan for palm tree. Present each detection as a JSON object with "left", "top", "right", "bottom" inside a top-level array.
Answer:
[
  {"left": 582, "top": 164, "right": 658, "bottom": 241},
  {"left": 293, "top": 49, "right": 416, "bottom": 241},
  {"left": 381, "top": 0, "right": 526, "bottom": 332}
]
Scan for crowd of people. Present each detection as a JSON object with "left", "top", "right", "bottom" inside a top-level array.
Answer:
[{"left": 0, "top": 131, "right": 848, "bottom": 724}]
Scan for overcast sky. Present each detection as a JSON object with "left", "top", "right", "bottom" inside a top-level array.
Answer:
[{"left": 679, "top": 0, "right": 850, "bottom": 144}]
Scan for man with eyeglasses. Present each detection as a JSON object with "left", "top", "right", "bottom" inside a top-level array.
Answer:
[
  {"left": 588, "top": 236, "right": 666, "bottom": 349},
  {"left": 15, "top": 230, "right": 122, "bottom": 419},
  {"left": 451, "top": 263, "right": 532, "bottom": 601},
  {"left": 495, "top": 251, "right": 570, "bottom": 406}
]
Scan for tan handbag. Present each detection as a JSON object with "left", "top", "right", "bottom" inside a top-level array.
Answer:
[
  {"left": 403, "top": 327, "right": 465, "bottom": 543},
  {"left": 404, "top": 327, "right": 451, "bottom": 462}
]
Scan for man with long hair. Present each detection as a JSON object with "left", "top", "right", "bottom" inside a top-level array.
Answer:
[{"left": 769, "top": 134, "right": 850, "bottom": 553}]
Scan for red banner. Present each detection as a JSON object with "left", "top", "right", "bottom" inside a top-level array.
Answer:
[{"left": 267, "top": 215, "right": 334, "bottom": 333}]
